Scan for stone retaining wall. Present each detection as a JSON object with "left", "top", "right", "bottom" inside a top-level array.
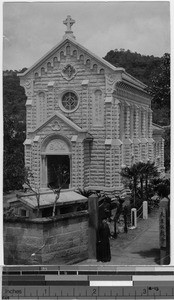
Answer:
[{"left": 4, "top": 211, "right": 89, "bottom": 265}]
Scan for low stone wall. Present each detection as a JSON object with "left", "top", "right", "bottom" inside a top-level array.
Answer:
[{"left": 4, "top": 211, "right": 89, "bottom": 265}]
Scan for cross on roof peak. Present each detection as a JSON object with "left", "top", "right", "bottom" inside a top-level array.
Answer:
[{"left": 63, "top": 15, "right": 75, "bottom": 33}]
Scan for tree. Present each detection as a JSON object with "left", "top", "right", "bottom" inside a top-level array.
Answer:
[
  {"left": 120, "top": 162, "right": 159, "bottom": 206},
  {"left": 142, "top": 161, "right": 159, "bottom": 200},
  {"left": 23, "top": 168, "right": 41, "bottom": 217},
  {"left": 163, "top": 126, "right": 170, "bottom": 171},
  {"left": 48, "top": 164, "right": 70, "bottom": 217},
  {"left": 3, "top": 70, "right": 26, "bottom": 192},
  {"left": 120, "top": 164, "right": 140, "bottom": 206},
  {"left": 3, "top": 114, "right": 26, "bottom": 191},
  {"left": 149, "top": 53, "right": 170, "bottom": 108}
]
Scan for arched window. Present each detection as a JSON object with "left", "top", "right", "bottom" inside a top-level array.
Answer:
[
  {"left": 41, "top": 67, "right": 45, "bottom": 75},
  {"left": 80, "top": 54, "right": 84, "bottom": 62},
  {"left": 73, "top": 50, "right": 77, "bottom": 57},
  {"left": 100, "top": 68, "right": 105, "bottom": 75},
  {"left": 66, "top": 45, "right": 70, "bottom": 55},
  {"left": 86, "top": 59, "right": 91, "bottom": 67},
  {"left": 47, "top": 62, "right": 52, "bottom": 71},
  {"left": 36, "top": 91, "right": 47, "bottom": 126},
  {"left": 60, "top": 51, "right": 65, "bottom": 59},
  {"left": 92, "top": 90, "right": 104, "bottom": 126},
  {"left": 93, "top": 64, "right": 98, "bottom": 72},
  {"left": 53, "top": 57, "right": 59, "bottom": 68}
]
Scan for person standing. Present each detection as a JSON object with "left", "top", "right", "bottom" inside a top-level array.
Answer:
[{"left": 97, "top": 218, "right": 111, "bottom": 262}]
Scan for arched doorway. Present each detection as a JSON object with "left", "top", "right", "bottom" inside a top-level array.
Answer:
[{"left": 41, "top": 135, "right": 72, "bottom": 189}]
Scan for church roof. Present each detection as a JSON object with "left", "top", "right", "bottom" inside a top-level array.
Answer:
[
  {"left": 18, "top": 36, "right": 123, "bottom": 76},
  {"left": 17, "top": 190, "right": 87, "bottom": 209},
  {"left": 18, "top": 15, "right": 147, "bottom": 90}
]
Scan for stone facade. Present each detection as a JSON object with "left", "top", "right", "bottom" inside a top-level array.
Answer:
[
  {"left": 4, "top": 211, "right": 89, "bottom": 265},
  {"left": 19, "top": 16, "right": 164, "bottom": 193}
]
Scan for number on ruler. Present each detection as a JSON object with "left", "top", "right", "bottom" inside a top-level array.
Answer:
[
  {"left": 92, "top": 288, "right": 97, "bottom": 296},
  {"left": 143, "top": 289, "right": 147, "bottom": 295}
]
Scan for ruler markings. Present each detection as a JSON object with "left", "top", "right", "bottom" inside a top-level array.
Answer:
[{"left": 3, "top": 265, "right": 174, "bottom": 272}]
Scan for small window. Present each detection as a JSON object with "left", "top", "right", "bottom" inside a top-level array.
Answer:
[{"left": 21, "top": 209, "right": 27, "bottom": 217}]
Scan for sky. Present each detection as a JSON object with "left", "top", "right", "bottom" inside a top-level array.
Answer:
[{"left": 3, "top": 1, "right": 171, "bottom": 71}]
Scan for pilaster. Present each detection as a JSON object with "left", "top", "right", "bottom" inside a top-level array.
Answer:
[
  {"left": 32, "top": 135, "right": 41, "bottom": 188},
  {"left": 105, "top": 95, "right": 113, "bottom": 139},
  {"left": 23, "top": 139, "right": 32, "bottom": 169},
  {"left": 81, "top": 80, "right": 89, "bottom": 130}
]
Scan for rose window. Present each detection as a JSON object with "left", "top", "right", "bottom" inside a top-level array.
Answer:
[{"left": 61, "top": 92, "right": 78, "bottom": 111}]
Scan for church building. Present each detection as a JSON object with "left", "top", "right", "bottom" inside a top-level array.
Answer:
[{"left": 19, "top": 16, "right": 165, "bottom": 193}]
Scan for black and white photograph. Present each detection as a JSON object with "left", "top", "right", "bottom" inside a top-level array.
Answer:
[{"left": 3, "top": 1, "right": 171, "bottom": 266}]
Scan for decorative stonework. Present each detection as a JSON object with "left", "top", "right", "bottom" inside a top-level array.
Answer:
[
  {"left": 105, "top": 74, "right": 116, "bottom": 93},
  {"left": 25, "top": 79, "right": 33, "bottom": 96},
  {"left": 61, "top": 64, "right": 77, "bottom": 81},
  {"left": 51, "top": 120, "right": 61, "bottom": 131},
  {"left": 92, "top": 90, "right": 104, "bottom": 126},
  {"left": 45, "top": 139, "right": 69, "bottom": 154}
]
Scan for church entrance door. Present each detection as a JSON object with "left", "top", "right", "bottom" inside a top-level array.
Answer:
[{"left": 47, "top": 155, "right": 70, "bottom": 189}]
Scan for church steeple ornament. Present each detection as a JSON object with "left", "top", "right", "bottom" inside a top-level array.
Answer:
[{"left": 63, "top": 15, "right": 76, "bottom": 39}]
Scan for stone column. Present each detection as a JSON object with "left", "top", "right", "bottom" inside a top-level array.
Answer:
[
  {"left": 88, "top": 194, "right": 98, "bottom": 259},
  {"left": 104, "top": 142, "right": 112, "bottom": 187},
  {"left": 131, "top": 208, "right": 137, "bottom": 228},
  {"left": 133, "top": 105, "right": 141, "bottom": 163},
  {"left": 143, "top": 201, "right": 148, "bottom": 219},
  {"left": 25, "top": 100, "right": 33, "bottom": 133},
  {"left": 81, "top": 80, "right": 89, "bottom": 129},
  {"left": 41, "top": 155, "right": 47, "bottom": 188},
  {"left": 23, "top": 139, "right": 32, "bottom": 169},
  {"left": 105, "top": 95, "right": 113, "bottom": 139},
  {"left": 159, "top": 197, "right": 170, "bottom": 265},
  {"left": 33, "top": 136, "right": 41, "bottom": 188},
  {"left": 161, "top": 138, "right": 165, "bottom": 169},
  {"left": 71, "top": 135, "right": 78, "bottom": 189},
  {"left": 125, "top": 102, "right": 131, "bottom": 139}
]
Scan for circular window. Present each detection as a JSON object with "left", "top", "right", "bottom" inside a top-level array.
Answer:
[{"left": 61, "top": 92, "right": 78, "bottom": 112}]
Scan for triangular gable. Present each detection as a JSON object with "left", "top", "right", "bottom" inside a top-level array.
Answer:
[
  {"left": 18, "top": 37, "right": 147, "bottom": 91},
  {"left": 33, "top": 111, "right": 83, "bottom": 134},
  {"left": 18, "top": 36, "right": 124, "bottom": 78}
]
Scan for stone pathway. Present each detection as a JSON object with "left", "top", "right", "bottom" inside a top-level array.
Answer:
[{"left": 78, "top": 208, "right": 160, "bottom": 265}]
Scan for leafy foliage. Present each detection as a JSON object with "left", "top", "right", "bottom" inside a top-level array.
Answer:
[
  {"left": 104, "top": 49, "right": 161, "bottom": 86},
  {"left": 120, "top": 162, "right": 159, "bottom": 207},
  {"left": 3, "top": 71, "right": 27, "bottom": 191}
]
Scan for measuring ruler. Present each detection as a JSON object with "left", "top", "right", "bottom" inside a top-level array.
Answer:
[{"left": 2, "top": 266, "right": 174, "bottom": 299}]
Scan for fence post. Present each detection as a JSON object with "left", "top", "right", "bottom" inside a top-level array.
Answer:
[
  {"left": 88, "top": 194, "right": 98, "bottom": 259},
  {"left": 159, "top": 197, "right": 170, "bottom": 265},
  {"left": 143, "top": 201, "right": 148, "bottom": 219},
  {"left": 131, "top": 208, "right": 137, "bottom": 228}
]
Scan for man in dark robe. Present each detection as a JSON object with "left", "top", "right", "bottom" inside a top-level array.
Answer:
[{"left": 97, "top": 218, "right": 111, "bottom": 262}]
